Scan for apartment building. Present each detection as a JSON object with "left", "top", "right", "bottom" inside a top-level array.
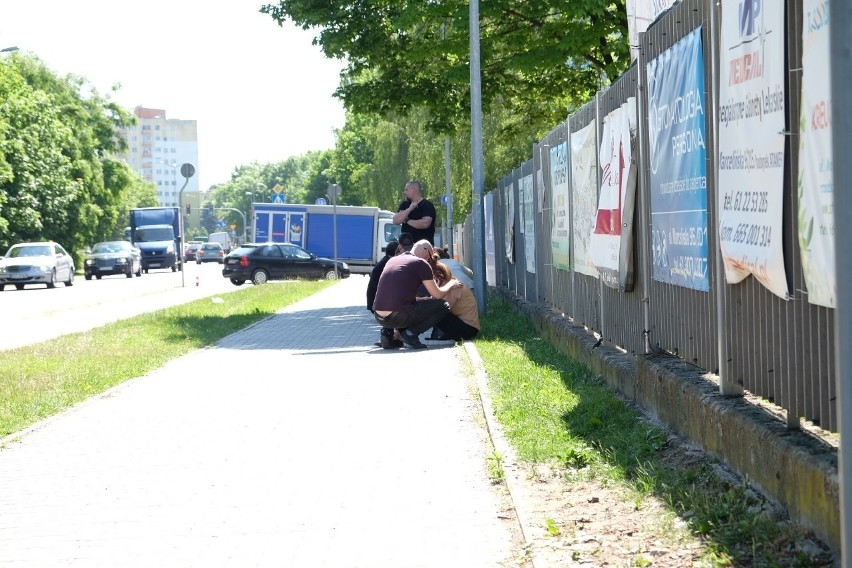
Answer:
[{"left": 119, "top": 107, "right": 202, "bottom": 227}]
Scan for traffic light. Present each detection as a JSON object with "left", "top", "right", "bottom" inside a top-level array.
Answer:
[{"left": 185, "top": 203, "right": 191, "bottom": 214}]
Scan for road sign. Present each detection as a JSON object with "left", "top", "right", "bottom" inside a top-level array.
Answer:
[
  {"left": 315, "top": 197, "right": 327, "bottom": 205},
  {"left": 327, "top": 184, "right": 342, "bottom": 202}
]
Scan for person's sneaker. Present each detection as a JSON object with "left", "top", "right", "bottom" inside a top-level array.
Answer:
[
  {"left": 400, "top": 329, "right": 427, "bottom": 349},
  {"left": 380, "top": 329, "right": 401, "bottom": 349},
  {"left": 427, "top": 328, "right": 446, "bottom": 341}
]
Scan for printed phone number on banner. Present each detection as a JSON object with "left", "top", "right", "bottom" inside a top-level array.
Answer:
[
  {"left": 722, "top": 190, "right": 769, "bottom": 213},
  {"left": 720, "top": 222, "right": 772, "bottom": 247}
]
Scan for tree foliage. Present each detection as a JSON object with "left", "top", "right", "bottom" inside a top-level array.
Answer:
[
  {"left": 0, "top": 54, "right": 152, "bottom": 257},
  {"left": 261, "top": 0, "right": 629, "bottom": 138}
]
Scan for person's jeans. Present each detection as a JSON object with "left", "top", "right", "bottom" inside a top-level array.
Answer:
[{"left": 373, "top": 299, "right": 451, "bottom": 335}]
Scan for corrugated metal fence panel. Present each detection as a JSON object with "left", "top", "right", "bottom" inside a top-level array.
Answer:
[
  {"left": 521, "top": 160, "right": 537, "bottom": 303},
  {"left": 721, "top": 0, "right": 835, "bottom": 431},
  {"left": 496, "top": 178, "right": 509, "bottom": 289},
  {"left": 481, "top": 0, "right": 836, "bottom": 432},
  {"left": 568, "top": 102, "right": 603, "bottom": 332},
  {"left": 511, "top": 167, "right": 528, "bottom": 299},
  {"left": 640, "top": 1, "right": 718, "bottom": 370},
  {"left": 533, "top": 141, "right": 552, "bottom": 305},
  {"left": 598, "top": 65, "right": 646, "bottom": 356}
]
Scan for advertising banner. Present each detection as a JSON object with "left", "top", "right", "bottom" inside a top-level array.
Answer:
[
  {"left": 626, "top": 0, "right": 678, "bottom": 61},
  {"left": 570, "top": 122, "right": 599, "bottom": 277},
  {"left": 798, "top": 0, "right": 834, "bottom": 307},
  {"left": 550, "top": 141, "right": 571, "bottom": 270},
  {"left": 718, "top": 0, "right": 788, "bottom": 300},
  {"left": 522, "top": 174, "right": 536, "bottom": 273},
  {"left": 647, "top": 27, "right": 710, "bottom": 291},
  {"left": 589, "top": 98, "right": 638, "bottom": 289}
]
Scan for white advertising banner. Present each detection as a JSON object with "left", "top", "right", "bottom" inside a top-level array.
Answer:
[
  {"left": 718, "top": 0, "right": 789, "bottom": 300},
  {"left": 798, "top": 0, "right": 834, "bottom": 307},
  {"left": 522, "top": 174, "right": 536, "bottom": 273},
  {"left": 550, "top": 141, "right": 571, "bottom": 270},
  {"left": 626, "top": 0, "right": 678, "bottom": 61},
  {"left": 571, "top": 121, "right": 599, "bottom": 277},
  {"left": 589, "top": 98, "right": 638, "bottom": 289}
]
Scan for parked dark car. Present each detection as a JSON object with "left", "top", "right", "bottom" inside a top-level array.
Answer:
[
  {"left": 184, "top": 242, "right": 203, "bottom": 262},
  {"left": 222, "top": 243, "right": 350, "bottom": 285},
  {"left": 196, "top": 242, "right": 225, "bottom": 264},
  {"left": 0, "top": 241, "right": 75, "bottom": 290},
  {"left": 84, "top": 241, "right": 142, "bottom": 280}
]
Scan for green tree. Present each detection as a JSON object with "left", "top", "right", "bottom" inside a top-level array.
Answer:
[
  {"left": 0, "top": 53, "right": 138, "bottom": 255},
  {"left": 261, "top": 0, "right": 629, "bottom": 139}
]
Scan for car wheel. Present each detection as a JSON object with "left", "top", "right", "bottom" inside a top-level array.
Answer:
[
  {"left": 143, "top": 268, "right": 148, "bottom": 274},
  {"left": 171, "top": 265, "right": 177, "bottom": 272},
  {"left": 230, "top": 278, "right": 246, "bottom": 286},
  {"left": 15, "top": 284, "right": 24, "bottom": 290},
  {"left": 251, "top": 269, "right": 269, "bottom": 285},
  {"left": 96, "top": 275, "right": 102, "bottom": 280},
  {"left": 85, "top": 274, "right": 92, "bottom": 281},
  {"left": 136, "top": 265, "right": 142, "bottom": 277},
  {"left": 64, "top": 269, "right": 74, "bottom": 286},
  {"left": 47, "top": 269, "right": 57, "bottom": 288},
  {"left": 324, "top": 269, "right": 339, "bottom": 280},
  {"left": 0, "top": 284, "right": 4, "bottom": 291}
]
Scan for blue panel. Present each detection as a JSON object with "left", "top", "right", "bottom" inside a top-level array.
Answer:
[{"left": 305, "top": 214, "right": 375, "bottom": 261}]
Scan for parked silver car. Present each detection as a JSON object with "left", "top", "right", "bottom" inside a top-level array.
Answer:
[
  {"left": 84, "top": 241, "right": 142, "bottom": 280},
  {"left": 0, "top": 241, "right": 75, "bottom": 291}
]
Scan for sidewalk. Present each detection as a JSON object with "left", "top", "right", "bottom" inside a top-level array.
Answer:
[{"left": 0, "top": 277, "right": 520, "bottom": 567}]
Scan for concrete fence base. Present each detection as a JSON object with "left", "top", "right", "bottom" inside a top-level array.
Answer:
[{"left": 493, "top": 286, "right": 840, "bottom": 553}]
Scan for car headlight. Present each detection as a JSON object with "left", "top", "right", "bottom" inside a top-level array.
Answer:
[
  {"left": 115, "top": 257, "right": 128, "bottom": 264},
  {"left": 340, "top": 262, "right": 349, "bottom": 270},
  {"left": 0, "top": 266, "right": 6, "bottom": 275},
  {"left": 38, "top": 265, "right": 52, "bottom": 273},
  {"left": 85, "top": 259, "right": 95, "bottom": 266},
  {"left": 166, "top": 244, "right": 175, "bottom": 254}
]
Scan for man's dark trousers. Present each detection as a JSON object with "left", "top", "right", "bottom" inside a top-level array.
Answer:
[{"left": 373, "top": 299, "right": 450, "bottom": 335}]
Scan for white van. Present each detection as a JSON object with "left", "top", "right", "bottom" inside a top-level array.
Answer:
[{"left": 207, "top": 232, "right": 232, "bottom": 254}]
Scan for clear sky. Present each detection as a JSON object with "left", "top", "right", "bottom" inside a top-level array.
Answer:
[{"left": 0, "top": 0, "right": 347, "bottom": 191}]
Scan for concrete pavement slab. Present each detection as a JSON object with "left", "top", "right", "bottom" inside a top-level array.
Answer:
[{"left": 0, "top": 277, "right": 520, "bottom": 567}]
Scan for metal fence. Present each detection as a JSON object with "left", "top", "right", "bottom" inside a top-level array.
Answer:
[{"left": 472, "top": 0, "right": 837, "bottom": 432}]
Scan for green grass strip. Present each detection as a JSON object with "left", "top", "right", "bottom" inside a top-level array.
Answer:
[
  {"left": 0, "top": 281, "right": 334, "bottom": 438},
  {"left": 476, "top": 292, "right": 832, "bottom": 567}
]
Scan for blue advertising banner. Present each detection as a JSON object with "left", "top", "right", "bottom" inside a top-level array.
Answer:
[{"left": 647, "top": 27, "right": 709, "bottom": 291}]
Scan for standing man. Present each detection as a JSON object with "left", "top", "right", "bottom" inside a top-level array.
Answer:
[{"left": 393, "top": 180, "right": 436, "bottom": 244}]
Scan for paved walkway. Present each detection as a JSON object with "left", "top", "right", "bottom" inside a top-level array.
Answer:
[{"left": 0, "top": 277, "right": 519, "bottom": 567}]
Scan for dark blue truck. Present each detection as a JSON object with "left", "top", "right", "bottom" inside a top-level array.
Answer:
[{"left": 129, "top": 207, "right": 184, "bottom": 273}]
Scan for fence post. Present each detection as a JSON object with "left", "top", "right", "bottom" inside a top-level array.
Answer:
[{"left": 830, "top": 0, "right": 852, "bottom": 559}]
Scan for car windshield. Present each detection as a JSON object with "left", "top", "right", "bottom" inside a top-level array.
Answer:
[
  {"left": 92, "top": 242, "right": 127, "bottom": 254},
  {"left": 8, "top": 245, "right": 51, "bottom": 258},
  {"left": 135, "top": 227, "right": 174, "bottom": 242}
]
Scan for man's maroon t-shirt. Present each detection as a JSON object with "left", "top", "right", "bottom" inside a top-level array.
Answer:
[{"left": 372, "top": 253, "right": 433, "bottom": 312}]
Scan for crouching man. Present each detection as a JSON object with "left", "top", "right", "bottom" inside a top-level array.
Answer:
[{"left": 372, "top": 239, "right": 463, "bottom": 350}]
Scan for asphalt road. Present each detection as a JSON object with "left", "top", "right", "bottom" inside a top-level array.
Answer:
[{"left": 0, "top": 261, "right": 248, "bottom": 351}]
